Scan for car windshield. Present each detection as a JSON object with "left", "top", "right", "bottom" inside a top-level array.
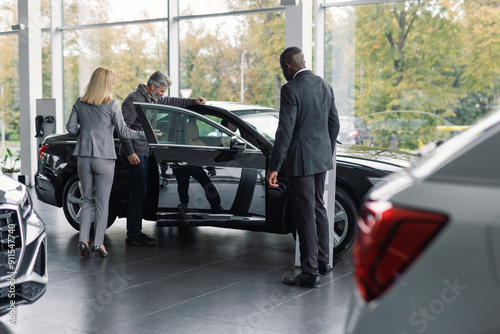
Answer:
[{"left": 240, "top": 113, "right": 279, "bottom": 144}]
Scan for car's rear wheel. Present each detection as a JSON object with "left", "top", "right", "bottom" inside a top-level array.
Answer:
[
  {"left": 286, "top": 186, "right": 357, "bottom": 258},
  {"left": 62, "top": 175, "right": 117, "bottom": 231}
]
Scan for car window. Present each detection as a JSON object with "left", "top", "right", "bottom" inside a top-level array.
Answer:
[
  {"left": 138, "top": 104, "right": 255, "bottom": 148},
  {"left": 203, "top": 115, "right": 241, "bottom": 141},
  {"left": 432, "top": 130, "right": 500, "bottom": 186},
  {"left": 239, "top": 113, "right": 279, "bottom": 143},
  {"left": 411, "top": 111, "right": 500, "bottom": 186}
]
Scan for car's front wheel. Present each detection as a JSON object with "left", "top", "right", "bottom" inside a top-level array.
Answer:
[
  {"left": 62, "top": 175, "right": 117, "bottom": 231},
  {"left": 333, "top": 187, "right": 358, "bottom": 258}
]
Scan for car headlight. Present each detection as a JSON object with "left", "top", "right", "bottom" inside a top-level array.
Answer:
[
  {"left": 25, "top": 215, "right": 45, "bottom": 245},
  {"left": 21, "top": 190, "right": 45, "bottom": 245},
  {"left": 21, "top": 190, "right": 33, "bottom": 220}
]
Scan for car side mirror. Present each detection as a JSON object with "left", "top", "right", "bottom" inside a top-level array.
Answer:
[
  {"left": 214, "top": 137, "right": 246, "bottom": 163},
  {"left": 230, "top": 136, "right": 246, "bottom": 151}
]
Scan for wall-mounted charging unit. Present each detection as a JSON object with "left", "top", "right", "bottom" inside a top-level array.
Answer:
[{"left": 35, "top": 99, "right": 57, "bottom": 147}]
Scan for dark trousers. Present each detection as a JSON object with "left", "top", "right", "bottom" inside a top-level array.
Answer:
[
  {"left": 173, "top": 166, "right": 221, "bottom": 207},
  {"left": 287, "top": 172, "right": 330, "bottom": 276},
  {"left": 120, "top": 155, "right": 148, "bottom": 237}
]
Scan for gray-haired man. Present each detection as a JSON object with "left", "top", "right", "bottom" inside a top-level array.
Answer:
[{"left": 119, "top": 70, "right": 206, "bottom": 246}]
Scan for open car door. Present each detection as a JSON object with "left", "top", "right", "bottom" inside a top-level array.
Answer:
[{"left": 135, "top": 102, "right": 268, "bottom": 228}]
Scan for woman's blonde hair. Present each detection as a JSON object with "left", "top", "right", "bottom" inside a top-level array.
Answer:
[{"left": 81, "top": 66, "right": 115, "bottom": 106}]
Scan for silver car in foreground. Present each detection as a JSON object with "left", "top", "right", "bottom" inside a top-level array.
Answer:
[
  {"left": 0, "top": 175, "right": 48, "bottom": 319},
  {"left": 345, "top": 110, "right": 500, "bottom": 334}
]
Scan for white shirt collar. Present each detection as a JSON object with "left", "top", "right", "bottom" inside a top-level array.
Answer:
[{"left": 293, "top": 68, "right": 309, "bottom": 79}]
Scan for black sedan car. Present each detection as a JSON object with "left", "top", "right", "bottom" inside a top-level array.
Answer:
[{"left": 35, "top": 102, "right": 413, "bottom": 257}]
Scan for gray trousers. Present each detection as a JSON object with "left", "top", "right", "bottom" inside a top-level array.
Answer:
[
  {"left": 287, "top": 172, "right": 330, "bottom": 276},
  {"left": 77, "top": 156, "right": 115, "bottom": 246}
]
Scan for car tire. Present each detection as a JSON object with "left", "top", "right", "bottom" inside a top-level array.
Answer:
[
  {"left": 62, "top": 175, "right": 117, "bottom": 231},
  {"left": 286, "top": 186, "right": 358, "bottom": 259},
  {"left": 333, "top": 187, "right": 358, "bottom": 258}
]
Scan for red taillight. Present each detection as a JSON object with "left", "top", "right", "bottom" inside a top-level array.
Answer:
[
  {"left": 347, "top": 130, "right": 359, "bottom": 138},
  {"left": 354, "top": 200, "right": 448, "bottom": 302},
  {"left": 38, "top": 145, "right": 49, "bottom": 160}
]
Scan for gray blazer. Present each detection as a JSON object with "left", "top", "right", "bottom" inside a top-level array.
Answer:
[
  {"left": 66, "top": 98, "right": 145, "bottom": 159},
  {"left": 269, "top": 70, "right": 340, "bottom": 176}
]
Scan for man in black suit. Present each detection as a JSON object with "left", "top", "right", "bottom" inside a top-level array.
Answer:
[{"left": 267, "top": 47, "right": 340, "bottom": 288}]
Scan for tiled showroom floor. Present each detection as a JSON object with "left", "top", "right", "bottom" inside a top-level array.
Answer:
[{"left": 4, "top": 188, "right": 354, "bottom": 334}]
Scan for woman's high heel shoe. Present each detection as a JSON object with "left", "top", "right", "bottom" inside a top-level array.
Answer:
[
  {"left": 93, "top": 245, "right": 111, "bottom": 258},
  {"left": 79, "top": 242, "right": 90, "bottom": 257}
]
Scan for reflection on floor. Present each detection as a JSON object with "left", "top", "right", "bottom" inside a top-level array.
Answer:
[{"left": 5, "top": 189, "right": 354, "bottom": 334}]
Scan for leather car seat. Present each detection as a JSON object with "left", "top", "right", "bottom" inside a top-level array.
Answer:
[{"left": 187, "top": 119, "right": 206, "bottom": 146}]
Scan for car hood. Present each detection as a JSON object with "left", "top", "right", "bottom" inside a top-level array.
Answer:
[
  {"left": 337, "top": 144, "right": 415, "bottom": 172},
  {"left": 0, "top": 174, "right": 27, "bottom": 205}
]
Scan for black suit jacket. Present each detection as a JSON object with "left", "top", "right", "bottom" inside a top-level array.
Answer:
[{"left": 269, "top": 70, "right": 340, "bottom": 176}]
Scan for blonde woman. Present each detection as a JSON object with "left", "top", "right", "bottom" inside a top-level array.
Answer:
[{"left": 66, "top": 67, "right": 145, "bottom": 258}]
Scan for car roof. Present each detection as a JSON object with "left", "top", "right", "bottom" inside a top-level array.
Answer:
[
  {"left": 410, "top": 110, "right": 500, "bottom": 185},
  {"left": 206, "top": 101, "right": 277, "bottom": 114}
]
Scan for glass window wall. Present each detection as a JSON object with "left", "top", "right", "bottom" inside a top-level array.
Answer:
[
  {"left": 0, "top": 0, "right": 17, "bottom": 31},
  {"left": 180, "top": 0, "right": 281, "bottom": 16},
  {"left": 42, "top": 31, "right": 51, "bottom": 98},
  {"left": 63, "top": 0, "right": 167, "bottom": 25},
  {"left": 179, "top": 9, "right": 285, "bottom": 108},
  {"left": 0, "top": 34, "right": 20, "bottom": 169},
  {"left": 41, "top": 0, "right": 51, "bottom": 29},
  {"left": 325, "top": 0, "right": 500, "bottom": 152},
  {"left": 4, "top": 0, "right": 498, "bottom": 157},
  {"left": 63, "top": 22, "right": 168, "bottom": 120}
]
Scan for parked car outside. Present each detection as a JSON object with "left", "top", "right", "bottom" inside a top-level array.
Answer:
[
  {"left": 35, "top": 101, "right": 413, "bottom": 258},
  {"left": 345, "top": 110, "right": 500, "bottom": 333},
  {"left": 338, "top": 115, "right": 374, "bottom": 146},
  {"left": 0, "top": 174, "right": 47, "bottom": 319},
  {"left": 360, "top": 110, "right": 466, "bottom": 152}
]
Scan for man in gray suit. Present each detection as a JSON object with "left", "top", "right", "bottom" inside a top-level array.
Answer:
[
  {"left": 267, "top": 47, "right": 340, "bottom": 288},
  {"left": 119, "top": 71, "right": 206, "bottom": 247}
]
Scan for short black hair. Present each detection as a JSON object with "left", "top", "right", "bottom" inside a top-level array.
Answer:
[{"left": 280, "top": 46, "right": 302, "bottom": 66}]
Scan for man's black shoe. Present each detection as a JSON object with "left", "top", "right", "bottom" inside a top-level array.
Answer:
[
  {"left": 319, "top": 263, "right": 333, "bottom": 275},
  {"left": 125, "top": 233, "right": 155, "bottom": 247},
  {"left": 282, "top": 273, "right": 320, "bottom": 288}
]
